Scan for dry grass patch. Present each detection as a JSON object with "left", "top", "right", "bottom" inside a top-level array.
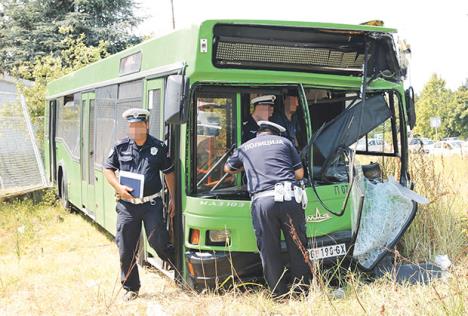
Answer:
[{"left": 0, "top": 154, "right": 467, "bottom": 315}]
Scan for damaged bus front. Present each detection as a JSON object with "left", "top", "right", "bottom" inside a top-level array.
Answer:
[{"left": 183, "top": 20, "right": 420, "bottom": 289}]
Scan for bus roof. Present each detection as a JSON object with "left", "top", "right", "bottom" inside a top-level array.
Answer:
[
  {"left": 202, "top": 19, "right": 397, "bottom": 33},
  {"left": 47, "top": 19, "right": 399, "bottom": 98}
]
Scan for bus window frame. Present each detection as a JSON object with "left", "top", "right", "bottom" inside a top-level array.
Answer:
[
  {"left": 352, "top": 90, "right": 404, "bottom": 158},
  {"left": 190, "top": 86, "right": 238, "bottom": 195},
  {"left": 188, "top": 84, "right": 309, "bottom": 195}
]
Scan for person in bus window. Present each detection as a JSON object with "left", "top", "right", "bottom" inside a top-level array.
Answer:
[
  {"left": 103, "top": 108, "right": 176, "bottom": 302},
  {"left": 224, "top": 120, "right": 310, "bottom": 297},
  {"left": 242, "top": 95, "right": 275, "bottom": 143},
  {"left": 271, "top": 91, "right": 300, "bottom": 147}
]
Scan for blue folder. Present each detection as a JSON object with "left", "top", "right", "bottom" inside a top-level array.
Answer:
[{"left": 119, "top": 171, "right": 144, "bottom": 198}]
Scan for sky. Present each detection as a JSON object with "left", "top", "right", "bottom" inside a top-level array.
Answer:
[{"left": 136, "top": 0, "right": 468, "bottom": 94}]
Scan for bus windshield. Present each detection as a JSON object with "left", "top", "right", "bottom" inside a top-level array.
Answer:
[{"left": 192, "top": 85, "right": 404, "bottom": 196}]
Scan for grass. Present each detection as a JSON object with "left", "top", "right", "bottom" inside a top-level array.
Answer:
[
  {"left": 398, "top": 154, "right": 467, "bottom": 263},
  {"left": 0, "top": 156, "right": 467, "bottom": 315}
]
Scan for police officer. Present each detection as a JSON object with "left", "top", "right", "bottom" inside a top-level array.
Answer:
[
  {"left": 242, "top": 95, "right": 275, "bottom": 143},
  {"left": 224, "top": 121, "right": 310, "bottom": 296},
  {"left": 103, "top": 108, "right": 176, "bottom": 301},
  {"left": 271, "top": 92, "right": 300, "bottom": 147}
]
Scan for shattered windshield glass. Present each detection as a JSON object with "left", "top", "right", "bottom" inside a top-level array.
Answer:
[{"left": 353, "top": 176, "right": 428, "bottom": 270}]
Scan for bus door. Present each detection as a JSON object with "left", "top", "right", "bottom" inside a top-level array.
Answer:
[
  {"left": 143, "top": 78, "right": 170, "bottom": 268},
  {"left": 80, "top": 92, "right": 96, "bottom": 218},
  {"left": 48, "top": 100, "right": 57, "bottom": 182}
]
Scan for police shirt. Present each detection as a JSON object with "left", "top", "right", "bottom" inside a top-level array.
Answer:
[
  {"left": 226, "top": 134, "right": 302, "bottom": 194},
  {"left": 271, "top": 111, "right": 299, "bottom": 146},
  {"left": 242, "top": 115, "right": 259, "bottom": 143},
  {"left": 104, "top": 135, "right": 174, "bottom": 196}
]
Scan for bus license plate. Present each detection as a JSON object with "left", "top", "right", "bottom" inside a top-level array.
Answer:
[{"left": 309, "top": 243, "right": 347, "bottom": 260}]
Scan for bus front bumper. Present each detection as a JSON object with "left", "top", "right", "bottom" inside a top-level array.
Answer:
[
  {"left": 185, "top": 230, "right": 353, "bottom": 289},
  {"left": 185, "top": 251, "right": 262, "bottom": 288}
]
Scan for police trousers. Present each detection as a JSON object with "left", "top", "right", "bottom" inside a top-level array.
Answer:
[
  {"left": 115, "top": 197, "right": 169, "bottom": 292},
  {"left": 251, "top": 197, "right": 310, "bottom": 295}
]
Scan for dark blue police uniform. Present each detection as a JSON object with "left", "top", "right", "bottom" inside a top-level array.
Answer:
[
  {"left": 242, "top": 95, "right": 276, "bottom": 143},
  {"left": 242, "top": 115, "right": 259, "bottom": 143},
  {"left": 226, "top": 128, "right": 310, "bottom": 295},
  {"left": 104, "top": 135, "right": 174, "bottom": 293},
  {"left": 271, "top": 111, "right": 299, "bottom": 146}
]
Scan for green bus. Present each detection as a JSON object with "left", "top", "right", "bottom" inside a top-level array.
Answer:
[{"left": 45, "top": 19, "right": 417, "bottom": 289}]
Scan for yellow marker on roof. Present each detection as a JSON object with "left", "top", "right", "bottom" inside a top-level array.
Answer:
[{"left": 360, "top": 20, "right": 384, "bottom": 27}]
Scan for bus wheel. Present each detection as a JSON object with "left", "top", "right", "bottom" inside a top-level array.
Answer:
[{"left": 59, "top": 174, "right": 71, "bottom": 211}]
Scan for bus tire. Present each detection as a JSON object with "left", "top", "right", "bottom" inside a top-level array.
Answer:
[{"left": 59, "top": 171, "right": 71, "bottom": 211}]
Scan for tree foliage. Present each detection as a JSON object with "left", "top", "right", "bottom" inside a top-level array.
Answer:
[
  {"left": 448, "top": 86, "right": 468, "bottom": 138},
  {"left": 0, "top": 0, "right": 142, "bottom": 72},
  {"left": 13, "top": 27, "right": 108, "bottom": 118},
  {"left": 413, "top": 74, "right": 467, "bottom": 140}
]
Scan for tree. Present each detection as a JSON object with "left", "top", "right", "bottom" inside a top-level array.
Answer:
[
  {"left": 0, "top": 0, "right": 142, "bottom": 72},
  {"left": 14, "top": 26, "right": 108, "bottom": 118},
  {"left": 448, "top": 85, "right": 468, "bottom": 139},
  {"left": 10, "top": 28, "right": 108, "bottom": 147},
  {"left": 413, "top": 74, "right": 458, "bottom": 140}
]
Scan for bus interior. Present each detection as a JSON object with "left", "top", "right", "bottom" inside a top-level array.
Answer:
[{"left": 194, "top": 85, "right": 403, "bottom": 197}]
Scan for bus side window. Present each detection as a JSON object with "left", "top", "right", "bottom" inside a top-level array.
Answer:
[
  {"left": 148, "top": 89, "right": 162, "bottom": 139},
  {"left": 195, "top": 92, "right": 236, "bottom": 193}
]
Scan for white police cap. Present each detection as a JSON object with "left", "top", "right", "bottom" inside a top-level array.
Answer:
[
  {"left": 122, "top": 108, "right": 150, "bottom": 122},
  {"left": 257, "top": 120, "right": 286, "bottom": 133},
  {"left": 251, "top": 95, "right": 276, "bottom": 106}
]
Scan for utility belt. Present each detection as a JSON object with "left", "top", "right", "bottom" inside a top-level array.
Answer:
[
  {"left": 119, "top": 192, "right": 161, "bottom": 205},
  {"left": 252, "top": 181, "right": 308, "bottom": 209}
]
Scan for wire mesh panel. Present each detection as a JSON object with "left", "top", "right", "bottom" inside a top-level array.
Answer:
[{"left": 0, "top": 79, "right": 47, "bottom": 196}]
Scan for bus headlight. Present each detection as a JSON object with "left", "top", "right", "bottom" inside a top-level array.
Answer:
[{"left": 208, "top": 229, "right": 230, "bottom": 244}]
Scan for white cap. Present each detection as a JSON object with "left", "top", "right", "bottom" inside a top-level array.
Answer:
[
  {"left": 251, "top": 95, "right": 276, "bottom": 106},
  {"left": 122, "top": 108, "right": 150, "bottom": 122},
  {"left": 257, "top": 120, "right": 286, "bottom": 133}
]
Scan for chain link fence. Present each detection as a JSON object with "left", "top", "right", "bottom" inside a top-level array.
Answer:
[{"left": 0, "top": 77, "right": 47, "bottom": 197}]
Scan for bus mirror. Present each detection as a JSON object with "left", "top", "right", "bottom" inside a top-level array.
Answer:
[
  {"left": 164, "top": 74, "right": 188, "bottom": 124},
  {"left": 405, "top": 87, "right": 416, "bottom": 129}
]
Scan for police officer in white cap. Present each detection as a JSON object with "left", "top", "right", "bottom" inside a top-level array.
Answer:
[
  {"left": 103, "top": 108, "right": 176, "bottom": 301},
  {"left": 242, "top": 95, "right": 276, "bottom": 143},
  {"left": 224, "top": 120, "right": 310, "bottom": 297}
]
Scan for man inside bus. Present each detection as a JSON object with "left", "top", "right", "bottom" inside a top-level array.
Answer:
[
  {"left": 103, "top": 108, "right": 176, "bottom": 301},
  {"left": 271, "top": 90, "right": 300, "bottom": 147},
  {"left": 242, "top": 95, "right": 275, "bottom": 143},
  {"left": 224, "top": 120, "right": 310, "bottom": 297}
]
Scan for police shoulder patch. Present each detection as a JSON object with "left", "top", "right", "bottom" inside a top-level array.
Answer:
[{"left": 151, "top": 147, "right": 158, "bottom": 155}]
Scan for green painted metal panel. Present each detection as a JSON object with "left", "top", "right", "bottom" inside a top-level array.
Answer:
[
  {"left": 47, "top": 20, "right": 399, "bottom": 99},
  {"left": 55, "top": 141, "right": 81, "bottom": 206},
  {"left": 183, "top": 182, "right": 351, "bottom": 252},
  {"left": 45, "top": 19, "right": 407, "bottom": 285}
]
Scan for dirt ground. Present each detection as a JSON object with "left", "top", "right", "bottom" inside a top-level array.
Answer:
[{"left": 0, "top": 201, "right": 466, "bottom": 316}]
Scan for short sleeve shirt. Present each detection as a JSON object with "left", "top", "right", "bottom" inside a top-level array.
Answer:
[
  {"left": 271, "top": 112, "right": 299, "bottom": 146},
  {"left": 242, "top": 115, "right": 259, "bottom": 143},
  {"left": 104, "top": 135, "right": 174, "bottom": 196},
  {"left": 226, "top": 134, "right": 302, "bottom": 194}
]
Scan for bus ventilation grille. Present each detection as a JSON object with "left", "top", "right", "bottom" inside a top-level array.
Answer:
[{"left": 214, "top": 38, "right": 369, "bottom": 74}]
